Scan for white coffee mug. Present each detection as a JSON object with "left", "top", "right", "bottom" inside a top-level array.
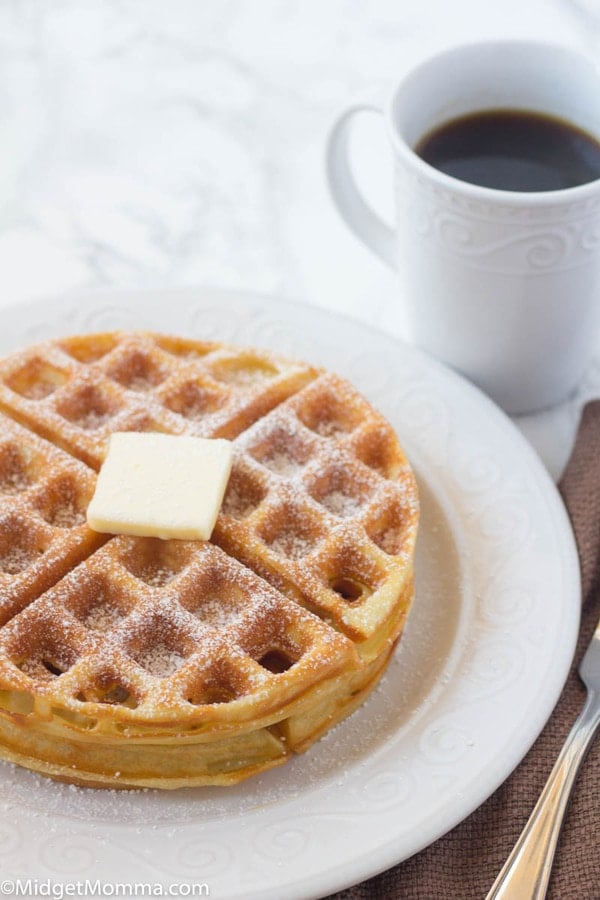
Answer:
[{"left": 327, "top": 41, "right": 600, "bottom": 414}]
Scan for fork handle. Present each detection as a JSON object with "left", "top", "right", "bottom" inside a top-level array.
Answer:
[{"left": 486, "top": 691, "right": 600, "bottom": 900}]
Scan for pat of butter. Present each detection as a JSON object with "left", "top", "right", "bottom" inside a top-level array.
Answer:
[{"left": 87, "top": 432, "right": 233, "bottom": 541}]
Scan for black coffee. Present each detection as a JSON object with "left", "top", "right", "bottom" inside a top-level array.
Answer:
[{"left": 414, "top": 109, "right": 600, "bottom": 192}]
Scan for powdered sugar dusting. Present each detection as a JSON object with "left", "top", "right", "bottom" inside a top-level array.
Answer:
[
  {"left": 262, "top": 451, "right": 303, "bottom": 477},
  {"left": 124, "top": 375, "right": 156, "bottom": 393},
  {"left": 193, "top": 597, "right": 244, "bottom": 628},
  {"left": 0, "top": 546, "right": 37, "bottom": 575},
  {"left": 222, "top": 486, "right": 256, "bottom": 519},
  {"left": 19, "top": 658, "right": 46, "bottom": 678},
  {"left": 143, "top": 568, "right": 176, "bottom": 588},
  {"left": 84, "top": 603, "right": 123, "bottom": 631},
  {"left": 0, "top": 445, "right": 32, "bottom": 494},
  {"left": 25, "top": 375, "right": 64, "bottom": 400},
  {"left": 314, "top": 418, "right": 347, "bottom": 438},
  {"left": 269, "top": 531, "right": 314, "bottom": 560},
  {"left": 320, "top": 490, "right": 360, "bottom": 517},
  {"left": 214, "top": 363, "right": 276, "bottom": 387},
  {"left": 0, "top": 469, "right": 30, "bottom": 494},
  {"left": 71, "top": 409, "right": 112, "bottom": 431},
  {"left": 137, "top": 643, "right": 186, "bottom": 678},
  {"left": 47, "top": 500, "right": 85, "bottom": 528},
  {"left": 376, "top": 526, "right": 404, "bottom": 556}
]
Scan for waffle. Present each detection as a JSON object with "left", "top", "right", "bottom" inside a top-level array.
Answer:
[
  {"left": 0, "top": 331, "right": 418, "bottom": 788},
  {"left": 0, "top": 412, "right": 104, "bottom": 627},
  {"left": 0, "top": 332, "right": 317, "bottom": 469}
]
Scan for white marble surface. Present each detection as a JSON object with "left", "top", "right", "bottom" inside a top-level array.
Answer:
[{"left": 0, "top": 0, "right": 600, "bottom": 478}]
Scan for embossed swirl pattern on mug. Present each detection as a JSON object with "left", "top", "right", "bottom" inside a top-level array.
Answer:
[{"left": 401, "top": 171, "right": 600, "bottom": 273}]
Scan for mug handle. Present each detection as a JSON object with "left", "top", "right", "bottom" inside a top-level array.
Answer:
[{"left": 326, "top": 103, "right": 396, "bottom": 270}]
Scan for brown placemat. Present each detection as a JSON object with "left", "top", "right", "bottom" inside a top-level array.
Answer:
[{"left": 328, "top": 400, "right": 600, "bottom": 900}]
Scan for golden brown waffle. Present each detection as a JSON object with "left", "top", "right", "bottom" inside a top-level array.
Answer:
[
  {"left": 0, "top": 331, "right": 418, "bottom": 789},
  {"left": 0, "top": 538, "right": 361, "bottom": 786},
  {"left": 216, "top": 373, "right": 417, "bottom": 661},
  {"left": 0, "top": 332, "right": 317, "bottom": 469},
  {"left": 0, "top": 412, "right": 104, "bottom": 627}
]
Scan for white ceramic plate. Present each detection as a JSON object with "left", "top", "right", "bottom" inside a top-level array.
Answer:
[{"left": 0, "top": 288, "right": 580, "bottom": 899}]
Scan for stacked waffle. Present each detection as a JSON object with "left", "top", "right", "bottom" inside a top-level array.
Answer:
[{"left": 0, "top": 332, "right": 418, "bottom": 788}]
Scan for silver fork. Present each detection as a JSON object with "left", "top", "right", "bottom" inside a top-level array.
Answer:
[{"left": 486, "top": 615, "right": 600, "bottom": 900}]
